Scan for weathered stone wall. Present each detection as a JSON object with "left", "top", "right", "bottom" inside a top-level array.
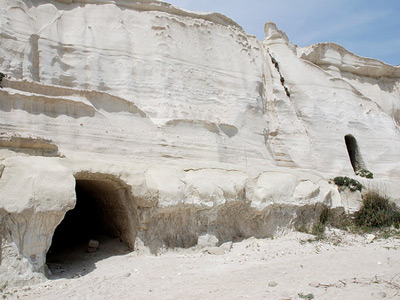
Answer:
[{"left": 0, "top": 0, "right": 399, "bottom": 286}]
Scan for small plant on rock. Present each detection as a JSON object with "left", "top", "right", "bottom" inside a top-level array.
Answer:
[
  {"left": 333, "top": 176, "right": 362, "bottom": 192},
  {"left": 355, "top": 169, "right": 373, "bottom": 179}
]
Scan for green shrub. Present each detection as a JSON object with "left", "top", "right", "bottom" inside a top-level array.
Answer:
[
  {"left": 333, "top": 176, "right": 344, "bottom": 186},
  {"left": 319, "top": 206, "right": 329, "bottom": 224},
  {"left": 354, "top": 191, "right": 400, "bottom": 229},
  {"left": 333, "top": 176, "right": 362, "bottom": 192},
  {"left": 355, "top": 169, "right": 373, "bottom": 179},
  {"left": 297, "top": 192, "right": 400, "bottom": 239},
  {"left": 298, "top": 293, "right": 314, "bottom": 300},
  {"left": 311, "top": 222, "right": 325, "bottom": 237}
]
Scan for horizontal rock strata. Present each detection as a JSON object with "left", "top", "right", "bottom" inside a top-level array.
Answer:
[{"left": 0, "top": 0, "right": 399, "bottom": 286}]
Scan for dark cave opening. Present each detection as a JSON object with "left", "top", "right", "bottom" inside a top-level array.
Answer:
[
  {"left": 344, "top": 134, "right": 363, "bottom": 172},
  {"left": 46, "top": 177, "right": 137, "bottom": 274}
]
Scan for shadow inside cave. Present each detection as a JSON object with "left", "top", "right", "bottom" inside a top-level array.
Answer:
[{"left": 46, "top": 177, "right": 136, "bottom": 279}]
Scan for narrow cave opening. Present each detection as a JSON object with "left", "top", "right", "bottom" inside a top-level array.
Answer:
[
  {"left": 46, "top": 176, "right": 137, "bottom": 276},
  {"left": 344, "top": 134, "right": 363, "bottom": 172}
]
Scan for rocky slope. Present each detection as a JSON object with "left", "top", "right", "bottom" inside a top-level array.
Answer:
[{"left": 0, "top": 0, "right": 399, "bottom": 286}]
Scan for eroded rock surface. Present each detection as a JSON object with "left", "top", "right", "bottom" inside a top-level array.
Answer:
[{"left": 0, "top": 0, "right": 399, "bottom": 286}]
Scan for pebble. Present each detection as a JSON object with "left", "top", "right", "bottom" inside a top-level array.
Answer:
[
  {"left": 268, "top": 281, "right": 278, "bottom": 287},
  {"left": 207, "top": 247, "right": 225, "bottom": 255},
  {"left": 89, "top": 239, "right": 100, "bottom": 248},
  {"left": 87, "top": 247, "right": 97, "bottom": 253},
  {"left": 366, "top": 234, "right": 376, "bottom": 243},
  {"left": 377, "top": 291, "right": 387, "bottom": 298},
  {"left": 220, "top": 241, "right": 233, "bottom": 252}
]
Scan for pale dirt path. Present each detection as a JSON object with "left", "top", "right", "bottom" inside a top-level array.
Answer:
[{"left": 3, "top": 231, "right": 400, "bottom": 300}]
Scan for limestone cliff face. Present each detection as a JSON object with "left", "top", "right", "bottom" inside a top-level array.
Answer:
[
  {"left": 1, "top": 0, "right": 266, "bottom": 168},
  {"left": 264, "top": 23, "right": 400, "bottom": 177},
  {"left": 0, "top": 0, "right": 399, "bottom": 286}
]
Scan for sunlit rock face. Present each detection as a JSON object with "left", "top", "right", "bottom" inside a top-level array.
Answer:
[
  {"left": 1, "top": 0, "right": 267, "bottom": 168},
  {"left": 263, "top": 22, "right": 400, "bottom": 175},
  {"left": 0, "top": 1, "right": 399, "bottom": 286}
]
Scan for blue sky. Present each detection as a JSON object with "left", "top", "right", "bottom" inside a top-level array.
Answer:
[{"left": 167, "top": 0, "right": 400, "bottom": 66}]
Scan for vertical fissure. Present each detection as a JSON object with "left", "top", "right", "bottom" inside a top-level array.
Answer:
[{"left": 344, "top": 134, "right": 364, "bottom": 172}]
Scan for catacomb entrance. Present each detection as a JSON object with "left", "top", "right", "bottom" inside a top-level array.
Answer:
[
  {"left": 47, "top": 174, "right": 137, "bottom": 273},
  {"left": 344, "top": 134, "right": 364, "bottom": 172}
]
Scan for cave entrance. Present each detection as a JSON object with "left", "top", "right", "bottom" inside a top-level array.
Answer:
[
  {"left": 344, "top": 134, "right": 364, "bottom": 172},
  {"left": 47, "top": 174, "right": 137, "bottom": 275}
]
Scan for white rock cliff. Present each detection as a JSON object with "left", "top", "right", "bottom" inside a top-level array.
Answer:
[{"left": 0, "top": 0, "right": 399, "bottom": 286}]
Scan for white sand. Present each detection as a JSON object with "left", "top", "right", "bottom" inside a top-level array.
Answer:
[{"left": 3, "top": 230, "right": 400, "bottom": 300}]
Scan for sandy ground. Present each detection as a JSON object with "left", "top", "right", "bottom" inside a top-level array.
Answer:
[{"left": 2, "top": 230, "right": 400, "bottom": 300}]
